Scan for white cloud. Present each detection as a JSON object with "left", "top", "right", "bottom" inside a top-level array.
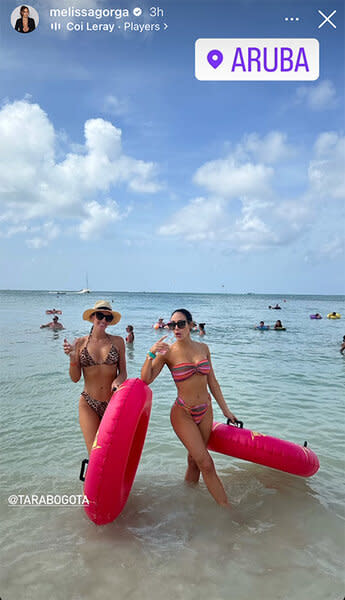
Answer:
[
  {"left": 0, "top": 100, "right": 160, "bottom": 242},
  {"left": 159, "top": 130, "right": 344, "bottom": 253},
  {"left": 236, "top": 131, "right": 293, "bottom": 164},
  {"left": 0, "top": 225, "right": 29, "bottom": 237},
  {"left": 159, "top": 197, "right": 226, "bottom": 241},
  {"left": 78, "top": 199, "right": 123, "bottom": 240},
  {"left": 26, "top": 222, "right": 60, "bottom": 248},
  {"left": 228, "top": 213, "right": 277, "bottom": 252},
  {"left": 320, "top": 236, "right": 344, "bottom": 259},
  {"left": 308, "top": 132, "right": 345, "bottom": 200},
  {"left": 295, "top": 80, "right": 337, "bottom": 110},
  {"left": 193, "top": 156, "right": 273, "bottom": 198},
  {"left": 103, "top": 95, "right": 129, "bottom": 117}
]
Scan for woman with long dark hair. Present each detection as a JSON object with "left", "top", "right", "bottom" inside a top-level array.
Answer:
[
  {"left": 15, "top": 6, "right": 36, "bottom": 33},
  {"left": 141, "top": 308, "right": 238, "bottom": 507}
]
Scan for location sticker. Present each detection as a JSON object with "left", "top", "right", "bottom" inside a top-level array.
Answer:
[{"left": 207, "top": 49, "right": 223, "bottom": 69}]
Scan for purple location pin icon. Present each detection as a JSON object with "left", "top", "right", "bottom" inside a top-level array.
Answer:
[{"left": 207, "top": 49, "right": 223, "bottom": 69}]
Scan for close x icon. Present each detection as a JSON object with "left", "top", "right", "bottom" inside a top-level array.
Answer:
[{"left": 318, "top": 9, "right": 336, "bottom": 29}]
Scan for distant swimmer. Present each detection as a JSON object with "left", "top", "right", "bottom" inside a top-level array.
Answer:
[
  {"left": 40, "top": 315, "right": 64, "bottom": 330},
  {"left": 340, "top": 336, "right": 345, "bottom": 355},
  {"left": 274, "top": 320, "right": 285, "bottom": 330},
  {"left": 198, "top": 323, "right": 206, "bottom": 336},
  {"left": 255, "top": 321, "right": 270, "bottom": 330},
  {"left": 153, "top": 317, "right": 166, "bottom": 329},
  {"left": 126, "top": 325, "right": 135, "bottom": 344},
  {"left": 46, "top": 308, "right": 62, "bottom": 314},
  {"left": 327, "top": 312, "right": 341, "bottom": 319},
  {"left": 269, "top": 304, "right": 281, "bottom": 310}
]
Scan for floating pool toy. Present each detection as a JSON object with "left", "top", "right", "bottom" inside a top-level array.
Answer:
[
  {"left": 327, "top": 313, "right": 341, "bottom": 319},
  {"left": 310, "top": 314, "right": 322, "bottom": 319},
  {"left": 153, "top": 323, "right": 160, "bottom": 329},
  {"left": 208, "top": 421, "right": 319, "bottom": 477},
  {"left": 46, "top": 309, "right": 62, "bottom": 314},
  {"left": 273, "top": 327, "right": 286, "bottom": 331},
  {"left": 81, "top": 378, "right": 152, "bottom": 525}
]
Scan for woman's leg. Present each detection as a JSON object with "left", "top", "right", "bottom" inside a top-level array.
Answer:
[
  {"left": 79, "top": 396, "right": 101, "bottom": 455},
  {"left": 184, "top": 403, "right": 214, "bottom": 484},
  {"left": 170, "top": 403, "right": 229, "bottom": 506}
]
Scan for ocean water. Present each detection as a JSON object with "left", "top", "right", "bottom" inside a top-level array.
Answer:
[{"left": 1, "top": 290, "right": 344, "bottom": 600}]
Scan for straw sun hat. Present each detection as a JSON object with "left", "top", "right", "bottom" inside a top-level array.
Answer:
[{"left": 82, "top": 300, "right": 121, "bottom": 325}]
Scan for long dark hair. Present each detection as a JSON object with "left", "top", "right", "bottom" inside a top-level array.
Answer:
[
  {"left": 20, "top": 5, "right": 29, "bottom": 16},
  {"left": 171, "top": 308, "right": 193, "bottom": 323}
]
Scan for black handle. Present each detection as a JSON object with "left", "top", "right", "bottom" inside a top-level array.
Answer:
[
  {"left": 227, "top": 419, "right": 243, "bottom": 428},
  {"left": 79, "top": 458, "right": 89, "bottom": 482}
]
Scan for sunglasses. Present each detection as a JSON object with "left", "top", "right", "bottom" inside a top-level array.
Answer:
[
  {"left": 94, "top": 311, "right": 113, "bottom": 323},
  {"left": 167, "top": 320, "right": 187, "bottom": 330}
]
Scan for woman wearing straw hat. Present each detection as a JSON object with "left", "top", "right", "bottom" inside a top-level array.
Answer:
[{"left": 63, "top": 300, "right": 127, "bottom": 453}]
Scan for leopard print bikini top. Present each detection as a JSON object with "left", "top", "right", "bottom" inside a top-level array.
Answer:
[{"left": 79, "top": 334, "right": 119, "bottom": 368}]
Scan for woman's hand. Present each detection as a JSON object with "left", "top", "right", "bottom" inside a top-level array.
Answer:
[
  {"left": 150, "top": 335, "right": 170, "bottom": 356},
  {"left": 63, "top": 338, "right": 77, "bottom": 357},
  {"left": 223, "top": 409, "right": 237, "bottom": 424}
]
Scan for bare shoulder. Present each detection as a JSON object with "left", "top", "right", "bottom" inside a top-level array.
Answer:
[
  {"left": 76, "top": 335, "right": 88, "bottom": 346},
  {"left": 193, "top": 340, "right": 209, "bottom": 353},
  {"left": 109, "top": 334, "right": 125, "bottom": 347}
]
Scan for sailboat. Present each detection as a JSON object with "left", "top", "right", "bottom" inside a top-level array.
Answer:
[{"left": 77, "top": 273, "right": 91, "bottom": 294}]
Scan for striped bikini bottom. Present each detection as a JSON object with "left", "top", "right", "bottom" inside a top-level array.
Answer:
[
  {"left": 81, "top": 391, "right": 109, "bottom": 419},
  {"left": 174, "top": 395, "right": 210, "bottom": 425}
]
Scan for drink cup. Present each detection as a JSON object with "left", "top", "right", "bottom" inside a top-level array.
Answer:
[
  {"left": 64, "top": 338, "right": 77, "bottom": 356},
  {"left": 165, "top": 331, "right": 175, "bottom": 344},
  {"left": 157, "top": 332, "right": 175, "bottom": 354}
]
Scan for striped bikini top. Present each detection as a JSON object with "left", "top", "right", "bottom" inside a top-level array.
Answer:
[
  {"left": 171, "top": 359, "right": 210, "bottom": 382},
  {"left": 79, "top": 335, "right": 119, "bottom": 368}
]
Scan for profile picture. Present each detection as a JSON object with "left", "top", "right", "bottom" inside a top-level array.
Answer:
[{"left": 11, "top": 5, "right": 39, "bottom": 34}]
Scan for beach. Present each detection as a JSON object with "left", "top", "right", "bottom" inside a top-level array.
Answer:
[{"left": 1, "top": 290, "right": 344, "bottom": 599}]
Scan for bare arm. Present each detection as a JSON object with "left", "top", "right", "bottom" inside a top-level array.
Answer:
[
  {"left": 111, "top": 337, "right": 127, "bottom": 389},
  {"left": 205, "top": 345, "right": 237, "bottom": 423},
  {"left": 141, "top": 335, "right": 169, "bottom": 384}
]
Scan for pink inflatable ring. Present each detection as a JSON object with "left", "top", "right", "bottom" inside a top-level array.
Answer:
[
  {"left": 81, "top": 378, "right": 152, "bottom": 525},
  {"left": 208, "top": 420, "right": 319, "bottom": 477}
]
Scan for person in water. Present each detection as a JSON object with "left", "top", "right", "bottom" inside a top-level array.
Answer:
[
  {"left": 40, "top": 315, "right": 64, "bottom": 330},
  {"left": 63, "top": 300, "right": 127, "bottom": 454},
  {"left": 191, "top": 321, "right": 198, "bottom": 332},
  {"left": 141, "top": 308, "right": 237, "bottom": 507},
  {"left": 255, "top": 321, "right": 269, "bottom": 330},
  {"left": 126, "top": 325, "right": 134, "bottom": 344},
  {"left": 340, "top": 336, "right": 345, "bottom": 355},
  {"left": 198, "top": 323, "right": 206, "bottom": 336},
  {"left": 274, "top": 320, "right": 283, "bottom": 329}
]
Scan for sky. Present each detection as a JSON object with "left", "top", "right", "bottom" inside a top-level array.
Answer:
[{"left": 0, "top": 0, "right": 344, "bottom": 294}]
